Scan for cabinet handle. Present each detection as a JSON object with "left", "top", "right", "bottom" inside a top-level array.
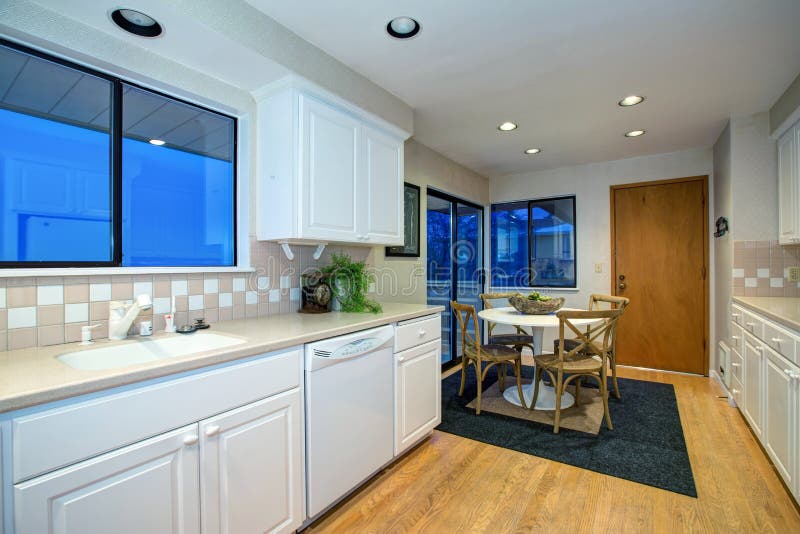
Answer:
[
  {"left": 363, "top": 235, "right": 371, "bottom": 241},
  {"left": 732, "top": 313, "right": 741, "bottom": 318},
  {"left": 771, "top": 338, "right": 784, "bottom": 344},
  {"left": 732, "top": 336, "right": 740, "bottom": 340},
  {"left": 746, "top": 322, "right": 755, "bottom": 328},
  {"left": 418, "top": 329, "right": 426, "bottom": 337},
  {"left": 732, "top": 362, "right": 740, "bottom": 368},
  {"left": 732, "top": 389, "right": 739, "bottom": 394},
  {"left": 784, "top": 369, "right": 793, "bottom": 376},
  {"left": 205, "top": 424, "right": 221, "bottom": 437},
  {"left": 183, "top": 434, "right": 199, "bottom": 446}
]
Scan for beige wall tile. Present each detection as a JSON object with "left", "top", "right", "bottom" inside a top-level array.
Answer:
[
  {"left": 64, "top": 283, "right": 89, "bottom": 303},
  {"left": 258, "top": 303, "right": 270, "bottom": 317},
  {"left": 153, "top": 279, "right": 171, "bottom": 298},
  {"left": 205, "top": 308, "right": 218, "bottom": 323},
  {"left": 204, "top": 294, "right": 218, "bottom": 309},
  {"left": 6, "top": 277, "right": 36, "bottom": 287},
  {"left": 246, "top": 304, "right": 257, "bottom": 318},
  {"left": 0, "top": 309, "right": 5, "bottom": 330},
  {"left": 38, "top": 304, "right": 64, "bottom": 326},
  {"left": 111, "top": 281, "right": 133, "bottom": 300},
  {"left": 189, "top": 310, "right": 204, "bottom": 322},
  {"left": 188, "top": 279, "right": 204, "bottom": 295},
  {"left": 38, "top": 325, "right": 65, "bottom": 346},
  {"left": 233, "top": 292, "right": 245, "bottom": 307},
  {"left": 0, "top": 331, "right": 6, "bottom": 351},
  {"left": 233, "top": 305, "right": 245, "bottom": 320},
  {"left": 7, "top": 286, "right": 36, "bottom": 307},
  {"left": 219, "top": 276, "right": 233, "bottom": 293},
  {"left": 175, "top": 295, "right": 188, "bottom": 311},
  {"left": 9, "top": 328, "right": 36, "bottom": 350},
  {"left": 218, "top": 308, "right": 232, "bottom": 322},
  {"left": 90, "top": 301, "right": 109, "bottom": 321},
  {"left": 65, "top": 322, "right": 89, "bottom": 343}
]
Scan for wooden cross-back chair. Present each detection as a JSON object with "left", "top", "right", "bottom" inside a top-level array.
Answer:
[
  {"left": 451, "top": 300, "right": 526, "bottom": 414},
  {"left": 479, "top": 292, "right": 535, "bottom": 354},
  {"left": 533, "top": 307, "right": 624, "bottom": 433}
]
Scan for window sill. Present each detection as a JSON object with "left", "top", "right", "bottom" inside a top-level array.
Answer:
[
  {"left": 0, "top": 266, "right": 256, "bottom": 278},
  {"left": 489, "top": 286, "right": 580, "bottom": 293}
]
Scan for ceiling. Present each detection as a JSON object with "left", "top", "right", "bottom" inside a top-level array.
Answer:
[
  {"left": 249, "top": 0, "right": 800, "bottom": 177},
  {"left": 0, "top": 43, "right": 233, "bottom": 160}
]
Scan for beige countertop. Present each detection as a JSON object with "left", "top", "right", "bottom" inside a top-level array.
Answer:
[
  {"left": 732, "top": 296, "right": 800, "bottom": 331},
  {"left": 0, "top": 303, "right": 444, "bottom": 414}
]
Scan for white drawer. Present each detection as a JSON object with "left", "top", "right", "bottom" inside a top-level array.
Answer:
[
  {"left": 730, "top": 345, "right": 743, "bottom": 383},
  {"left": 763, "top": 319, "right": 798, "bottom": 364},
  {"left": 730, "top": 322, "right": 743, "bottom": 354},
  {"left": 730, "top": 374, "right": 744, "bottom": 408},
  {"left": 731, "top": 304, "right": 745, "bottom": 326},
  {"left": 395, "top": 314, "right": 441, "bottom": 352},
  {"left": 13, "top": 347, "right": 302, "bottom": 483},
  {"left": 742, "top": 310, "right": 764, "bottom": 339}
]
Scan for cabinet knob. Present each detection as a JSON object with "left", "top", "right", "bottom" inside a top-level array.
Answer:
[
  {"left": 732, "top": 388, "right": 739, "bottom": 394},
  {"left": 205, "top": 424, "right": 221, "bottom": 437},
  {"left": 183, "top": 434, "right": 199, "bottom": 446},
  {"left": 418, "top": 329, "right": 426, "bottom": 337}
]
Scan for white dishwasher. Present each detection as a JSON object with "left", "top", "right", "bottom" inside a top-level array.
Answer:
[{"left": 304, "top": 325, "right": 395, "bottom": 519}]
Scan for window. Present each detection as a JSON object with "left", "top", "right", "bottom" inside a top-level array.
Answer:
[
  {"left": 490, "top": 196, "right": 576, "bottom": 288},
  {"left": 0, "top": 40, "right": 236, "bottom": 267}
]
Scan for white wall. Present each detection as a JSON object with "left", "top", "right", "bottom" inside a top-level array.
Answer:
[
  {"left": 713, "top": 123, "right": 732, "bottom": 374},
  {"left": 491, "top": 147, "right": 713, "bottom": 304},
  {"left": 373, "top": 140, "right": 490, "bottom": 304}
]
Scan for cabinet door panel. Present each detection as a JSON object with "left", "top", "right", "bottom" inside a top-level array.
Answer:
[
  {"left": 764, "top": 349, "right": 795, "bottom": 487},
  {"left": 743, "top": 336, "right": 763, "bottom": 438},
  {"left": 301, "top": 95, "right": 359, "bottom": 241},
  {"left": 395, "top": 340, "right": 441, "bottom": 455},
  {"left": 15, "top": 424, "right": 200, "bottom": 534},
  {"left": 362, "top": 126, "right": 403, "bottom": 244},
  {"left": 778, "top": 128, "right": 798, "bottom": 244},
  {"left": 200, "top": 388, "right": 303, "bottom": 534}
]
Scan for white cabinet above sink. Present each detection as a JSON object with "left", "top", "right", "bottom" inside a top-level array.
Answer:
[{"left": 255, "top": 76, "right": 408, "bottom": 247}]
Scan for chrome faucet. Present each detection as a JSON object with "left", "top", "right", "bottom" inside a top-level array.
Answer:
[{"left": 108, "top": 294, "right": 153, "bottom": 340}]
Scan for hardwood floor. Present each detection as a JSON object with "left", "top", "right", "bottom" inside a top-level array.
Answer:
[{"left": 305, "top": 366, "right": 800, "bottom": 533}]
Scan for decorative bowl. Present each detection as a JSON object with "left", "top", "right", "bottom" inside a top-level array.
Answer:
[{"left": 508, "top": 294, "right": 565, "bottom": 315}]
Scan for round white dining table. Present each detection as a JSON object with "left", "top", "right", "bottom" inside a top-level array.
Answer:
[{"left": 477, "top": 306, "right": 602, "bottom": 411}]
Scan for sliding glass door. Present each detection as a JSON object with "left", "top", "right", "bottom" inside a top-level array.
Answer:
[{"left": 426, "top": 189, "right": 484, "bottom": 367}]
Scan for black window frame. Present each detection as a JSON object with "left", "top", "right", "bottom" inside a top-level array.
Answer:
[
  {"left": 491, "top": 194, "right": 577, "bottom": 289},
  {"left": 0, "top": 38, "right": 238, "bottom": 269}
]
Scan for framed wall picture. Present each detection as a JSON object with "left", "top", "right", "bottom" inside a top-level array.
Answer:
[{"left": 386, "top": 182, "right": 421, "bottom": 257}]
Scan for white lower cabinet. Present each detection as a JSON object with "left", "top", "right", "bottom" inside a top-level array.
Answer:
[
  {"left": 763, "top": 346, "right": 797, "bottom": 490},
  {"left": 743, "top": 334, "right": 764, "bottom": 439},
  {"left": 15, "top": 424, "right": 201, "bottom": 534},
  {"left": 394, "top": 338, "right": 441, "bottom": 456},
  {"left": 200, "top": 388, "right": 303, "bottom": 534}
]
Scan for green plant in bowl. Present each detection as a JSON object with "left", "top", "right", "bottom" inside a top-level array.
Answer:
[{"left": 321, "top": 253, "right": 382, "bottom": 314}]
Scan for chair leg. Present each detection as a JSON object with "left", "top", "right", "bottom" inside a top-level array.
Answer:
[
  {"left": 458, "top": 357, "right": 468, "bottom": 397},
  {"left": 611, "top": 355, "right": 621, "bottom": 399},
  {"left": 574, "top": 377, "right": 582, "bottom": 407},
  {"left": 499, "top": 362, "right": 506, "bottom": 392},
  {"left": 531, "top": 365, "right": 542, "bottom": 411},
  {"left": 515, "top": 359, "right": 527, "bottom": 409},
  {"left": 601, "top": 370, "right": 613, "bottom": 430},
  {"left": 475, "top": 360, "right": 483, "bottom": 415},
  {"left": 553, "top": 371, "right": 563, "bottom": 434}
]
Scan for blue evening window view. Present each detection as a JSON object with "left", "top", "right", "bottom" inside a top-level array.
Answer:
[
  {"left": 0, "top": 43, "right": 236, "bottom": 266},
  {"left": 490, "top": 201, "right": 529, "bottom": 286}
]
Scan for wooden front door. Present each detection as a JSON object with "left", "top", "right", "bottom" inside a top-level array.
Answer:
[{"left": 611, "top": 176, "right": 708, "bottom": 375}]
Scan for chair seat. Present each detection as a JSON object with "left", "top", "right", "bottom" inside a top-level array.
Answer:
[
  {"left": 464, "top": 343, "right": 522, "bottom": 361},
  {"left": 534, "top": 352, "right": 602, "bottom": 373},
  {"left": 490, "top": 334, "right": 534, "bottom": 345}
]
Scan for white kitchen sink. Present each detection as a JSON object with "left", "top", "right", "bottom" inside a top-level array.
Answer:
[{"left": 57, "top": 333, "right": 247, "bottom": 371}]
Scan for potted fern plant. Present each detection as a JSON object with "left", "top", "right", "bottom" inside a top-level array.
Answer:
[{"left": 321, "top": 253, "right": 382, "bottom": 314}]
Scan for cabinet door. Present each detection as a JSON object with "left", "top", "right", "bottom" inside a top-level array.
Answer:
[
  {"left": 395, "top": 340, "right": 442, "bottom": 455},
  {"left": 778, "top": 127, "right": 798, "bottom": 244},
  {"left": 300, "top": 94, "right": 360, "bottom": 242},
  {"left": 200, "top": 388, "right": 303, "bottom": 534},
  {"left": 764, "top": 348, "right": 796, "bottom": 488},
  {"left": 15, "top": 424, "right": 200, "bottom": 534},
  {"left": 361, "top": 126, "right": 404, "bottom": 245},
  {"left": 743, "top": 336, "right": 764, "bottom": 438}
]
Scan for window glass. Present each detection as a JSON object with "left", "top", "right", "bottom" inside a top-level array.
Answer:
[
  {"left": 490, "top": 201, "right": 529, "bottom": 286},
  {"left": 121, "top": 85, "right": 235, "bottom": 266},
  {"left": 0, "top": 44, "right": 112, "bottom": 263},
  {"left": 530, "top": 197, "right": 576, "bottom": 287}
]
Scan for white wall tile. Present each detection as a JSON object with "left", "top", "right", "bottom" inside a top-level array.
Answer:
[
  {"left": 744, "top": 278, "right": 757, "bottom": 288},
  {"left": 64, "top": 303, "right": 89, "bottom": 323},
  {"left": 189, "top": 295, "right": 204, "bottom": 311},
  {"left": 89, "top": 283, "right": 111, "bottom": 302},
  {"left": 280, "top": 276, "right": 291, "bottom": 289},
  {"left": 0, "top": 287, "right": 5, "bottom": 308},
  {"left": 770, "top": 277, "right": 784, "bottom": 288},
  {"left": 204, "top": 279, "right": 218, "bottom": 294},
  {"left": 257, "top": 276, "right": 270, "bottom": 290},
  {"left": 133, "top": 281, "right": 153, "bottom": 298},
  {"left": 171, "top": 280, "right": 188, "bottom": 296},
  {"left": 269, "top": 289, "right": 280, "bottom": 303},
  {"left": 8, "top": 307, "right": 37, "bottom": 329},
  {"left": 37, "top": 285, "right": 63, "bottom": 306},
  {"left": 290, "top": 288, "right": 301, "bottom": 301},
  {"left": 219, "top": 292, "right": 233, "bottom": 308},
  {"left": 732, "top": 268, "right": 744, "bottom": 278},
  {"left": 233, "top": 277, "right": 246, "bottom": 292},
  {"left": 246, "top": 291, "right": 258, "bottom": 305},
  {"left": 756, "top": 268, "right": 770, "bottom": 278},
  {"left": 153, "top": 297, "right": 171, "bottom": 315}
]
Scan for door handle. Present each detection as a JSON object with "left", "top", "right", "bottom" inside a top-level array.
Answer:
[{"left": 204, "top": 424, "right": 221, "bottom": 437}]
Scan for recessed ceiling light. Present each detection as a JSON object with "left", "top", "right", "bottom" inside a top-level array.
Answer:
[
  {"left": 111, "top": 8, "right": 163, "bottom": 38},
  {"left": 624, "top": 130, "right": 646, "bottom": 137},
  {"left": 618, "top": 95, "right": 645, "bottom": 107},
  {"left": 149, "top": 139, "right": 166, "bottom": 146},
  {"left": 386, "top": 17, "right": 421, "bottom": 39},
  {"left": 498, "top": 122, "right": 518, "bottom": 132},
  {"left": 524, "top": 148, "right": 541, "bottom": 155}
]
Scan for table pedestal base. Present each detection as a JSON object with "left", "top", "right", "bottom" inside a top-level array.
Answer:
[{"left": 502, "top": 382, "right": 575, "bottom": 411}]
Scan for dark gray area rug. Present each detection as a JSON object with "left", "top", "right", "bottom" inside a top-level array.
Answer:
[{"left": 437, "top": 364, "right": 697, "bottom": 497}]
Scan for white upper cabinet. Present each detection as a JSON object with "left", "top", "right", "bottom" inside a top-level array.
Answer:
[
  {"left": 778, "top": 122, "right": 800, "bottom": 244},
  {"left": 256, "top": 77, "right": 409, "bottom": 246}
]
